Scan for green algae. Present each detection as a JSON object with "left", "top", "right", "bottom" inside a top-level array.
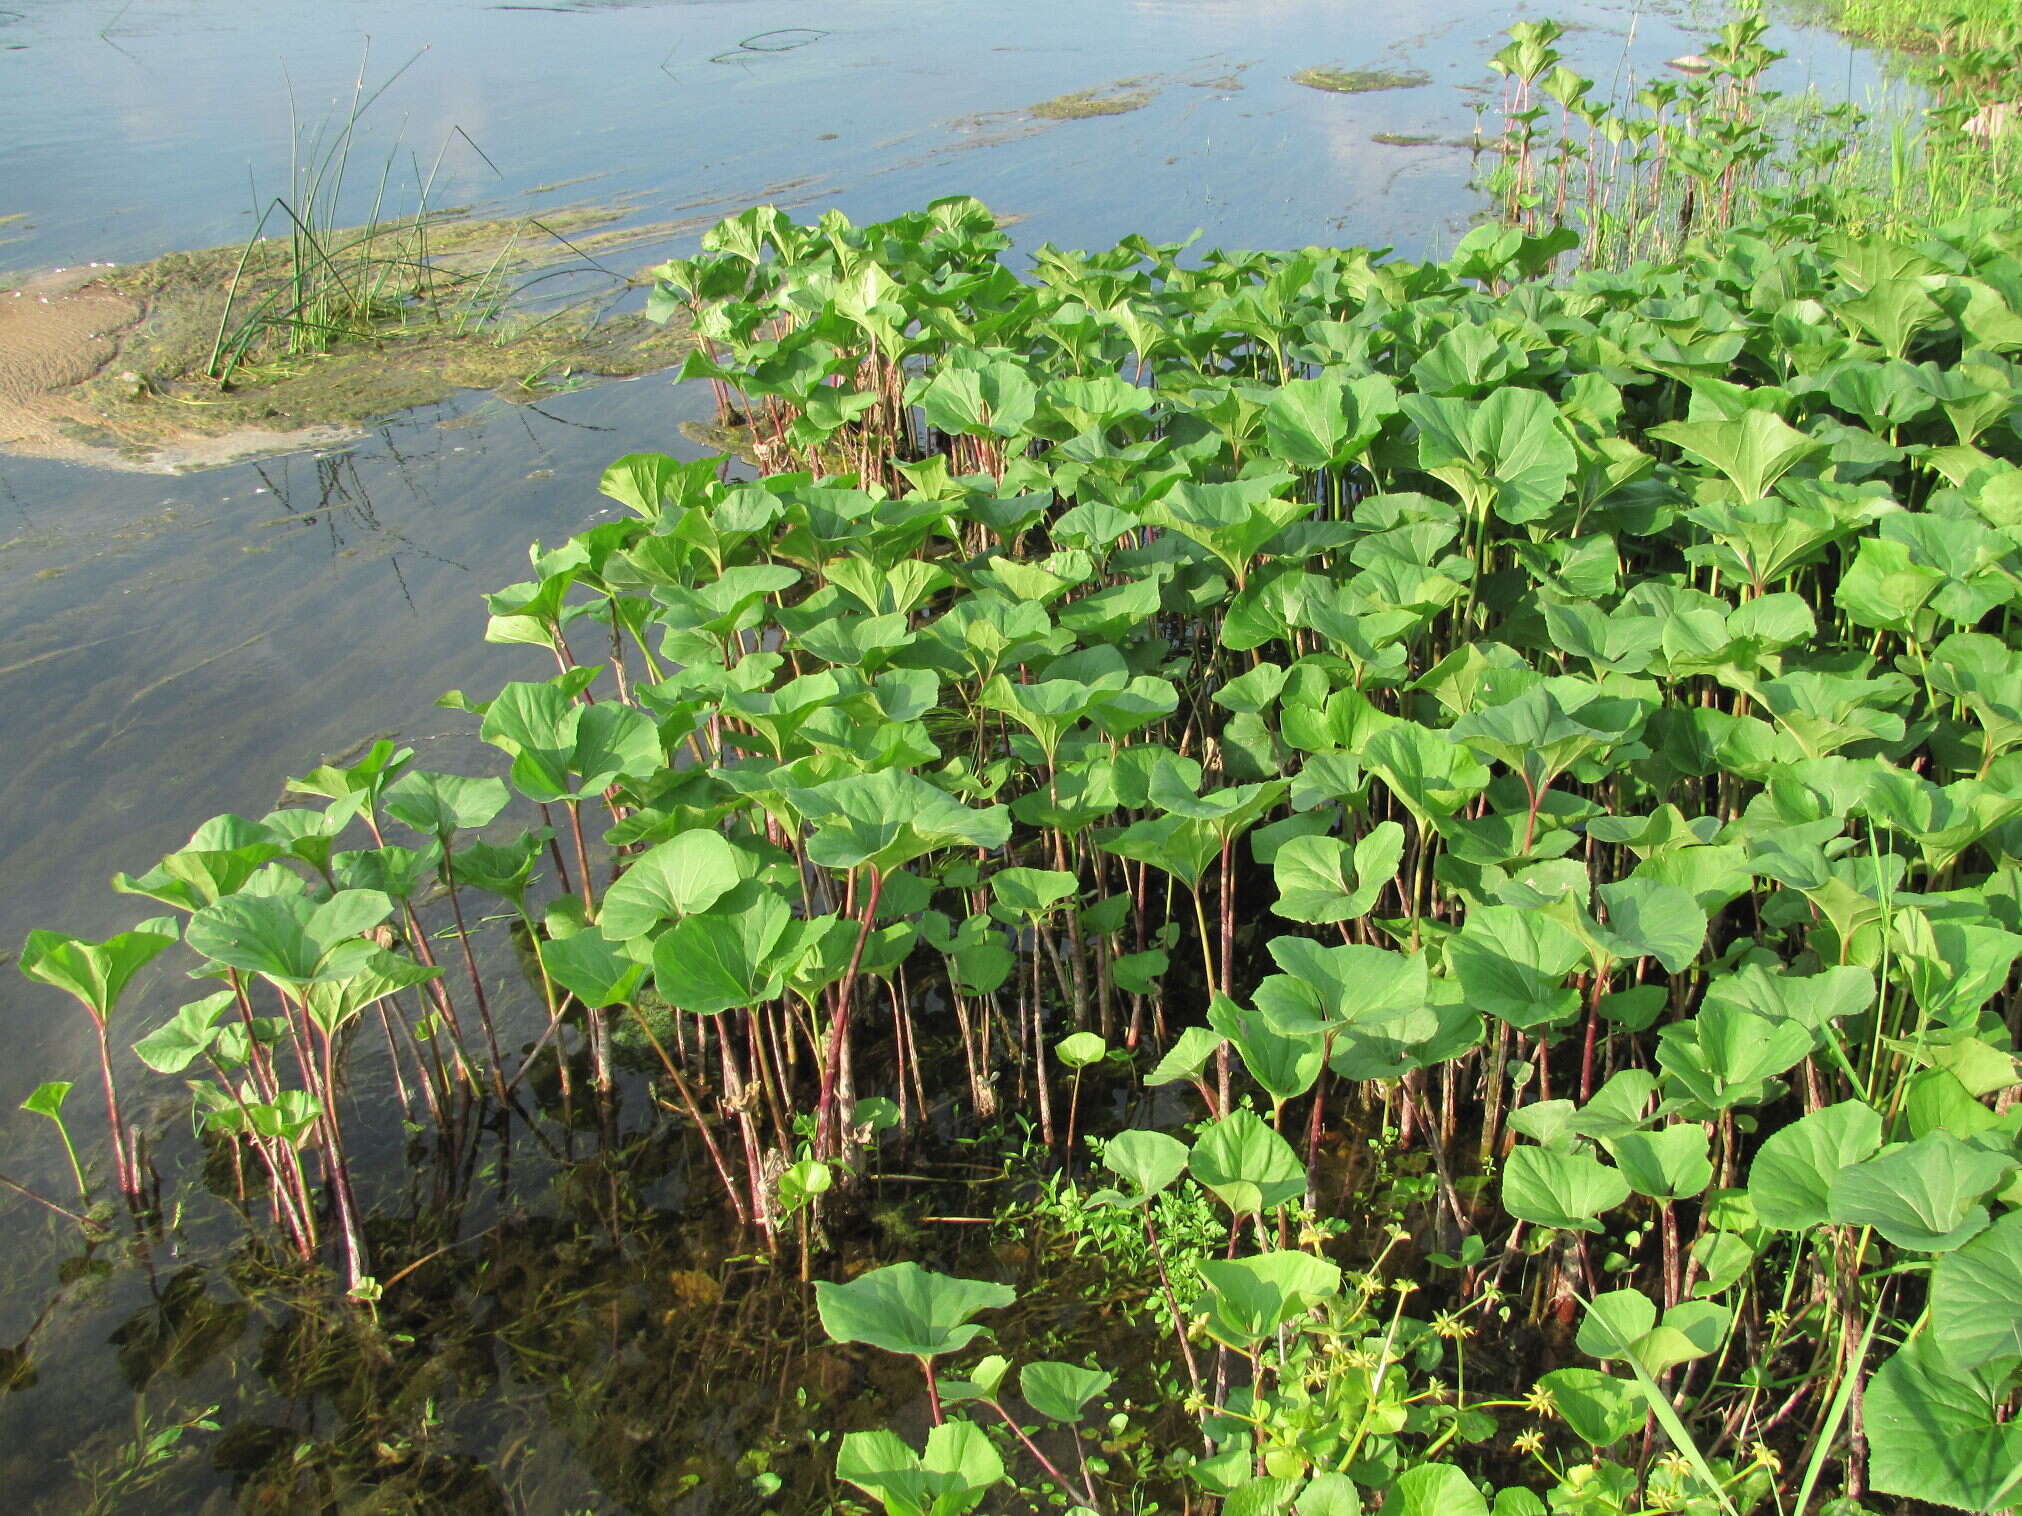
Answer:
[
  {"left": 1029, "top": 83, "right": 1155, "bottom": 119},
  {"left": 1292, "top": 66, "right": 1432, "bottom": 94},
  {"left": 1372, "top": 132, "right": 1479, "bottom": 147}
]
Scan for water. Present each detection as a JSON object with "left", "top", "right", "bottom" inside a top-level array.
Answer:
[{"left": 0, "top": 1, "right": 1892, "bottom": 1509}]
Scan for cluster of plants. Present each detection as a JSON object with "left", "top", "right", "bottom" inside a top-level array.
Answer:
[
  {"left": 19, "top": 24, "right": 2022, "bottom": 1512},
  {"left": 1800, "top": 0, "right": 2020, "bottom": 55},
  {"left": 1478, "top": 9, "right": 2022, "bottom": 269}
]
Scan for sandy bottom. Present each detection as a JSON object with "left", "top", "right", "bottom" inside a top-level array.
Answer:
[{"left": 0, "top": 268, "right": 357, "bottom": 472}]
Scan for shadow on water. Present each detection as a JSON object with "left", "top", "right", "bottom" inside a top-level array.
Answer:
[{"left": 0, "top": 1046, "right": 1082, "bottom": 1514}]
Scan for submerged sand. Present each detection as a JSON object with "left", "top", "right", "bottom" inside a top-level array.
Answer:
[{"left": 0, "top": 211, "right": 689, "bottom": 473}]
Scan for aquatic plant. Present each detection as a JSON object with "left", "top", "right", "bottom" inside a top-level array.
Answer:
[
  {"left": 20, "top": 17, "right": 2022, "bottom": 1507},
  {"left": 1477, "top": 7, "right": 2022, "bottom": 267}
]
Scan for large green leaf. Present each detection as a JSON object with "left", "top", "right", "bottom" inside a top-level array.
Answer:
[
  {"left": 1448, "top": 906, "right": 1586, "bottom": 1031},
  {"left": 789, "top": 769, "right": 1010, "bottom": 875},
  {"left": 1577, "top": 1288, "right": 1730, "bottom": 1377},
  {"left": 1656, "top": 1004, "right": 1813, "bottom": 1113},
  {"left": 1262, "top": 371, "right": 1396, "bottom": 470},
  {"left": 540, "top": 925, "right": 648, "bottom": 1009},
  {"left": 1866, "top": 1335, "right": 2022, "bottom": 1512},
  {"left": 1189, "top": 1108, "right": 1306, "bottom": 1215},
  {"left": 1019, "top": 1360, "right": 1113, "bottom": 1423},
  {"left": 19, "top": 919, "right": 179, "bottom": 1020},
  {"left": 650, "top": 892, "right": 795, "bottom": 1014},
  {"left": 1502, "top": 1145, "right": 1630, "bottom": 1233},
  {"left": 1828, "top": 1130, "right": 2015, "bottom": 1251},
  {"left": 598, "top": 830, "right": 744, "bottom": 940},
  {"left": 186, "top": 891, "right": 390, "bottom": 987},
  {"left": 1747, "top": 1099, "right": 1881, "bottom": 1231},
  {"left": 1102, "top": 1129, "right": 1189, "bottom": 1197},
  {"left": 1538, "top": 1368, "right": 1642, "bottom": 1447},
  {"left": 381, "top": 770, "right": 510, "bottom": 838},
  {"left": 1377, "top": 1464, "right": 1489, "bottom": 1516},
  {"left": 815, "top": 1262, "right": 1014, "bottom": 1360},
  {"left": 1270, "top": 823, "right": 1403, "bottom": 924},
  {"left": 133, "top": 992, "right": 238, "bottom": 1074},
  {"left": 1651, "top": 409, "right": 1825, "bottom": 501},
  {"left": 1196, "top": 1250, "right": 1342, "bottom": 1348},
  {"left": 1404, "top": 387, "right": 1575, "bottom": 523},
  {"left": 834, "top": 1419, "right": 1005, "bottom": 1516},
  {"left": 1932, "top": 1208, "right": 2022, "bottom": 1370},
  {"left": 1605, "top": 1123, "right": 1713, "bottom": 1202}
]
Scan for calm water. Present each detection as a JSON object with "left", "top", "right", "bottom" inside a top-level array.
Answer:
[{"left": 0, "top": 1, "right": 1890, "bottom": 1509}]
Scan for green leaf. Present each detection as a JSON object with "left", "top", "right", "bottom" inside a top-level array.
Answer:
[
  {"left": 1866, "top": 1335, "right": 2022, "bottom": 1512},
  {"left": 186, "top": 892, "right": 390, "bottom": 986},
  {"left": 1102, "top": 1128, "right": 1189, "bottom": 1197},
  {"left": 1748, "top": 1100, "right": 1882, "bottom": 1231},
  {"left": 1596, "top": 878, "right": 1706, "bottom": 974},
  {"left": 1606, "top": 1124, "right": 1713, "bottom": 1201},
  {"left": 598, "top": 830, "right": 743, "bottom": 940},
  {"left": 1651, "top": 409, "right": 1826, "bottom": 501},
  {"left": 835, "top": 1419, "right": 1005, "bottom": 1516},
  {"left": 815, "top": 1262, "right": 1015, "bottom": 1360},
  {"left": 1208, "top": 993, "right": 1322, "bottom": 1106},
  {"left": 1189, "top": 1108, "right": 1306, "bottom": 1215},
  {"left": 1378, "top": 1464, "right": 1489, "bottom": 1516},
  {"left": 1577, "top": 1289, "right": 1730, "bottom": 1376},
  {"left": 1828, "top": 1130, "right": 2015, "bottom": 1251},
  {"left": 651, "top": 893, "right": 794, "bottom": 1014},
  {"left": 1144, "top": 1023, "right": 1224, "bottom": 1087},
  {"left": 539, "top": 925, "right": 647, "bottom": 1009},
  {"left": 789, "top": 769, "right": 1011, "bottom": 876},
  {"left": 1931, "top": 1208, "right": 2022, "bottom": 1370},
  {"left": 1538, "top": 1367, "right": 1642, "bottom": 1447},
  {"left": 381, "top": 770, "right": 510, "bottom": 838},
  {"left": 989, "top": 867, "right": 1079, "bottom": 920},
  {"left": 20, "top": 1081, "right": 71, "bottom": 1120},
  {"left": 1271, "top": 823, "right": 1403, "bottom": 924},
  {"left": 1197, "top": 1250, "right": 1342, "bottom": 1347},
  {"left": 1019, "top": 1360, "right": 1113, "bottom": 1423},
  {"left": 18, "top": 920, "right": 179, "bottom": 1021},
  {"left": 1502, "top": 1146, "right": 1630, "bottom": 1233},
  {"left": 1404, "top": 387, "right": 1575, "bottom": 523},
  {"left": 133, "top": 992, "right": 237, "bottom": 1074},
  {"left": 1448, "top": 906, "right": 1586, "bottom": 1031},
  {"left": 1055, "top": 1031, "right": 1106, "bottom": 1069},
  {"left": 1656, "top": 1005, "right": 1814, "bottom": 1112}
]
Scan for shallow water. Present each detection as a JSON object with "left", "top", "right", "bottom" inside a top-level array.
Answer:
[{"left": 0, "top": 0, "right": 1896, "bottom": 1509}]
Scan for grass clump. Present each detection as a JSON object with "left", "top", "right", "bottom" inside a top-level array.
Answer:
[{"left": 1291, "top": 65, "right": 1431, "bottom": 94}]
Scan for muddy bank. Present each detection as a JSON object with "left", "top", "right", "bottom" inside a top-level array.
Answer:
[{"left": 0, "top": 210, "right": 690, "bottom": 473}]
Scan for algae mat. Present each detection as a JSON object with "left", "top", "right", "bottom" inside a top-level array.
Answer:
[{"left": 0, "top": 215, "right": 690, "bottom": 474}]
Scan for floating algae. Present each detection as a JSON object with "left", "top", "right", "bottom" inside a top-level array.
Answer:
[
  {"left": 1029, "top": 82, "right": 1156, "bottom": 119},
  {"left": 1371, "top": 132, "right": 1478, "bottom": 147},
  {"left": 1292, "top": 66, "right": 1432, "bottom": 94}
]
